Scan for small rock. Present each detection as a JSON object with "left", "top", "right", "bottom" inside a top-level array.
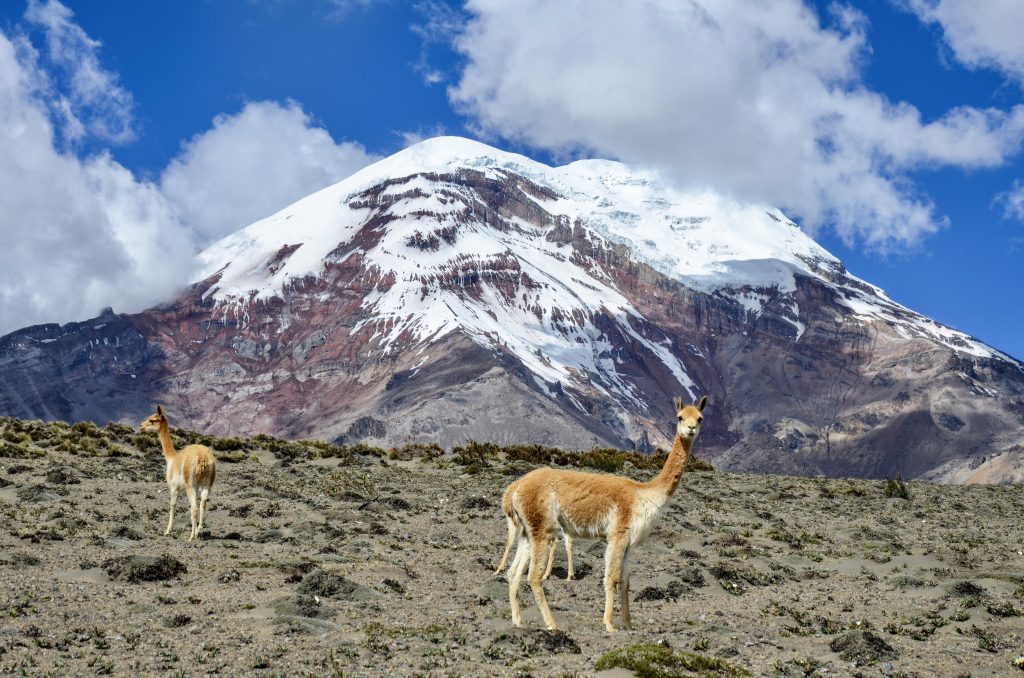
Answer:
[{"left": 218, "top": 570, "right": 241, "bottom": 583}]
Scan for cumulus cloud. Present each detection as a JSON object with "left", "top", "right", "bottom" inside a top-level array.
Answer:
[
  {"left": 23, "top": 0, "right": 135, "bottom": 144},
  {"left": 160, "top": 101, "right": 378, "bottom": 244},
  {"left": 0, "top": 30, "right": 195, "bottom": 335},
  {"left": 445, "top": 0, "right": 1024, "bottom": 250},
  {"left": 1, "top": 4, "right": 378, "bottom": 336},
  {"left": 900, "top": 0, "right": 1024, "bottom": 83}
]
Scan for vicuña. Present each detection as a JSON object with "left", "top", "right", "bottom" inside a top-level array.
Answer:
[
  {"left": 140, "top": 405, "right": 217, "bottom": 541},
  {"left": 503, "top": 395, "right": 707, "bottom": 632}
]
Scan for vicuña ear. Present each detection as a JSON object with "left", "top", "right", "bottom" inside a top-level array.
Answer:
[
  {"left": 156, "top": 405, "right": 165, "bottom": 416},
  {"left": 697, "top": 396, "right": 708, "bottom": 412},
  {"left": 673, "top": 396, "right": 684, "bottom": 412}
]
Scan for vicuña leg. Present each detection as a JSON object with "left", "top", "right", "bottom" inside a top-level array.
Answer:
[
  {"left": 603, "top": 537, "right": 628, "bottom": 633},
  {"left": 508, "top": 537, "right": 530, "bottom": 627},
  {"left": 619, "top": 547, "right": 632, "bottom": 630},
  {"left": 565, "top": 534, "right": 576, "bottom": 580},
  {"left": 542, "top": 535, "right": 558, "bottom": 580},
  {"left": 187, "top": 486, "right": 199, "bottom": 541},
  {"left": 494, "top": 517, "right": 517, "bottom": 576},
  {"left": 165, "top": 487, "right": 177, "bottom": 536},
  {"left": 198, "top": 487, "right": 210, "bottom": 536},
  {"left": 527, "top": 531, "right": 559, "bottom": 630}
]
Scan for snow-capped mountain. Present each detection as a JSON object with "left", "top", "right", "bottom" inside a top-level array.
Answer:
[{"left": 1, "top": 137, "right": 1021, "bottom": 481}]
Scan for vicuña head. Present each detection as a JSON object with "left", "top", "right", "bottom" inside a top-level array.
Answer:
[
  {"left": 674, "top": 395, "right": 705, "bottom": 440},
  {"left": 140, "top": 405, "right": 216, "bottom": 542},
  {"left": 140, "top": 405, "right": 167, "bottom": 433},
  {"left": 502, "top": 395, "right": 707, "bottom": 633}
]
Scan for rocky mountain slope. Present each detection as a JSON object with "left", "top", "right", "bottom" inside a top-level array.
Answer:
[{"left": 0, "top": 137, "right": 1021, "bottom": 480}]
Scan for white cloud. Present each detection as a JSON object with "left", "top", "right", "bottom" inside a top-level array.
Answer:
[
  {"left": 900, "top": 0, "right": 1024, "bottom": 83},
  {"left": 0, "top": 30, "right": 195, "bottom": 335},
  {"left": 998, "top": 180, "right": 1024, "bottom": 222},
  {"left": 411, "top": 1, "right": 466, "bottom": 85},
  {"left": 445, "top": 0, "right": 1024, "bottom": 250},
  {"left": 0, "top": 3, "right": 380, "bottom": 336},
  {"left": 160, "top": 101, "right": 378, "bottom": 244},
  {"left": 23, "top": 0, "right": 135, "bottom": 144}
]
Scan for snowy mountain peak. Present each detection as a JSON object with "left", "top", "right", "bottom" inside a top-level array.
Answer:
[
  {"left": 199, "top": 136, "right": 839, "bottom": 301},
  {"left": 195, "top": 134, "right": 1005, "bottom": 416}
]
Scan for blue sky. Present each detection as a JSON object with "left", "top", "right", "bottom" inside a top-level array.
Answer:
[{"left": 0, "top": 0, "right": 1022, "bottom": 359}]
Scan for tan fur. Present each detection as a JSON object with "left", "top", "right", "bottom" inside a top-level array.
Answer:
[
  {"left": 140, "top": 405, "right": 217, "bottom": 542},
  {"left": 495, "top": 479, "right": 574, "bottom": 580},
  {"left": 505, "top": 396, "right": 707, "bottom": 632}
]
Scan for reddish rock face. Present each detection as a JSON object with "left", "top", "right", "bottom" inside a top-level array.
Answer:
[{"left": 1, "top": 143, "right": 1022, "bottom": 481}]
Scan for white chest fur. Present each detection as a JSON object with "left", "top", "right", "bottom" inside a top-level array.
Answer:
[{"left": 629, "top": 489, "right": 667, "bottom": 546}]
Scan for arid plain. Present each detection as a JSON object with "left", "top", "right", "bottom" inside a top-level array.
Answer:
[{"left": 1, "top": 417, "right": 1022, "bottom": 677}]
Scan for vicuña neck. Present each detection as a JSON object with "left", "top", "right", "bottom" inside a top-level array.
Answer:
[
  {"left": 645, "top": 434, "right": 692, "bottom": 497},
  {"left": 158, "top": 421, "right": 177, "bottom": 461}
]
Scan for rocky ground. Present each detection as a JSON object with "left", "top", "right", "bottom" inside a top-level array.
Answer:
[{"left": 1, "top": 418, "right": 1023, "bottom": 677}]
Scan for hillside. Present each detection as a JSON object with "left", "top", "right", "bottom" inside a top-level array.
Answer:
[
  {"left": 0, "top": 137, "right": 1022, "bottom": 480},
  {"left": 1, "top": 416, "right": 1023, "bottom": 676}
]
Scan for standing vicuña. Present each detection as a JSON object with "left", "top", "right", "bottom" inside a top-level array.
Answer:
[
  {"left": 140, "top": 406, "right": 216, "bottom": 541},
  {"left": 505, "top": 396, "right": 707, "bottom": 632}
]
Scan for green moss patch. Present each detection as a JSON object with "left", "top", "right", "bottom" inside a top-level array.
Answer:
[{"left": 594, "top": 642, "right": 749, "bottom": 678}]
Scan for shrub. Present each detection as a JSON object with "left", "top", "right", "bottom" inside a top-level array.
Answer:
[
  {"left": 131, "top": 434, "right": 162, "bottom": 457},
  {"left": 985, "top": 601, "right": 1020, "bottom": 617},
  {"left": 685, "top": 456, "right": 715, "bottom": 472},
  {"left": 304, "top": 439, "right": 355, "bottom": 461},
  {"left": 388, "top": 443, "right": 444, "bottom": 461},
  {"left": 103, "top": 422, "right": 134, "bottom": 437},
  {"left": 105, "top": 444, "right": 134, "bottom": 458},
  {"left": 595, "top": 642, "right": 749, "bottom": 677},
  {"left": 0, "top": 441, "right": 44, "bottom": 459},
  {"left": 456, "top": 441, "right": 711, "bottom": 474},
  {"left": 951, "top": 581, "right": 987, "bottom": 598},
  {"left": 884, "top": 475, "right": 911, "bottom": 500},
  {"left": 211, "top": 437, "right": 248, "bottom": 452},
  {"left": 453, "top": 440, "right": 500, "bottom": 466},
  {"left": 347, "top": 442, "right": 385, "bottom": 458},
  {"left": 830, "top": 630, "right": 898, "bottom": 665}
]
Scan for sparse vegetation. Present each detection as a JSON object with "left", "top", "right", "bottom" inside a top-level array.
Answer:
[
  {"left": 595, "top": 642, "right": 749, "bottom": 677},
  {"left": 0, "top": 413, "right": 1022, "bottom": 675},
  {"left": 452, "top": 439, "right": 713, "bottom": 474},
  {"left": 884, "top": 474, "right": 911, "bottom": 500}
]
